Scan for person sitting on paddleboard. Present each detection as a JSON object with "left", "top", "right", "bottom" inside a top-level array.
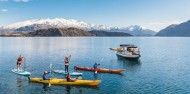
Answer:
[
  {"left": 64, "top": 55, "right": 71, "bottom": 72},
  {"left": 17, "top": 55, "right": 24, "bottom": 71},
  {"left": 42, "top": 71, "right": 50, "bottom": 80},
  {"left": 93, "top": 62, "right": 100, "bottom": 69},
  {"left": 66, "top": 73, "right": 76, "bottom": 82}
]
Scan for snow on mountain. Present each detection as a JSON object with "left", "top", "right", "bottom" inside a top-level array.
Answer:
[
  {"left": 0, "top": 25, "right": 3, "bottom": 32},
  {"left": 109, "top": 25, "right": 156, "bottom": 36},
  {"left": 4, "top": 18, "right": 111, "bottom": 31},
  {"left": 1, "top": 18, "right": 156, "bottom": 36}
]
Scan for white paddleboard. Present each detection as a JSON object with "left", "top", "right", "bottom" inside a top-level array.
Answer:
[
  {"left": 12, "top": 68, "right": 31, "bottom": 76},
  {"left": 53, "top": 70, "right": 83, "bottom": 76}
]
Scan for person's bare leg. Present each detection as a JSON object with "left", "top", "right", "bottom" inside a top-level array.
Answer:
[
  {"left": 20, "top": 65, "right": 22, "bottom": 71},
  {"left": 17, "top": 64, "right": 19, "bottom": 71}
]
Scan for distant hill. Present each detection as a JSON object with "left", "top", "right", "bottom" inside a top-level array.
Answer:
[
  {"left": 27, "top": 28, "right": 132, "bottom": 37},
  {"left": 27, "top": 27, "right": 92, "bottom": 37},
  {"left": 156, "top": 20, "right": 190, "bottom": 36},
  {"left": 89, "top": 30, "right": 132, "bottom": 37}
]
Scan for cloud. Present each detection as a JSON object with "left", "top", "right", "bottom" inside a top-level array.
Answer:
[
  {"left": 1, "top": 9, "right": 8, "bottom": 12},
  {"left": 14, "top": 0, "right": 30, "bottom": 2},
  {"left": 0, "top": 0, "right": 8, "bottom": 1}
]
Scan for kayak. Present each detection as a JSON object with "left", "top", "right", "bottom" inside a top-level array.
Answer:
[
  {"left": 53, "top": 70, "right": 83, "bottom": 76},
  {"left": 12, "top": 68, "right": 31, "bottom": 76},
  {"left": 74, "top": 66, "right": 125, "bottom": 74},
  {"left": 29, "top": 78, "right": 101, "bottom": 86},
  {"left": 110, "top": 47, "right": 124, "bottom": 51}
]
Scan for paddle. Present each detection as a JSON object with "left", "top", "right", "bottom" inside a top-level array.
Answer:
[
  {"left": 76, "top": 75, "right": 82, "bottom": 80},
  {"left": 69, "top": 75, "right": 81, "bottom": 81},
  {"left": 49, "top": 63, "right": 53, "bottom": 87},
  {"left": 23, "top": 57, "right": 26, "bottom": 71}
]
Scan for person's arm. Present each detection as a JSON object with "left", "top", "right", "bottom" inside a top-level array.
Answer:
[{"left": 22, "top": 57, "right": 25, "bottom": 62}]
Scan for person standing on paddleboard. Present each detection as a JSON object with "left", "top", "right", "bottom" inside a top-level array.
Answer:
[
  {"left": 17, "top": 55, "right": 24, "bottom": 71},
  {"left": 64, "top": 55, "right": 71, "bottom": 72}
]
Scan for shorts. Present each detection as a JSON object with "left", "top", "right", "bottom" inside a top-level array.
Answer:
[{"left": 17, "top": 62, "right": 21, "bottom": 66}]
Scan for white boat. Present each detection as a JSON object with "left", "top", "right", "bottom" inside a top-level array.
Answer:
[{"left": 112, "top": 44, "right": 141, "bottom": 60}]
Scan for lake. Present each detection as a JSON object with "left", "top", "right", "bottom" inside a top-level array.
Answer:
[{"left": 0, "top": 37, "right": 190, "bottom": 94}]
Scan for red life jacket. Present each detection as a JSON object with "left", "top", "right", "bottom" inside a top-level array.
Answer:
[
  {"left": 65, "top": 57, "right": 69, "bottom": 64},
  {"left": 66, "top": 75, "right": 70, "bottom": 81},
  {"left": 18, "top": 57, "right": 22, "bottom": 62}
]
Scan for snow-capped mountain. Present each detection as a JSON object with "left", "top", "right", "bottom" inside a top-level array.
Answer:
[
  {"left": 0, "top": 25, "right": 3, "bottom": 32},
  {"left": 1, "top": 18, "right": 156, "bottom": 36},
  {"left": 3, "top": 18, "right": 111, "bottom": 31},
  {"left": 109, "top": 25, "right": 156, "bottom": 36},
  {"left": 0, "top": 25, "right": 2, "bottom": 28}
]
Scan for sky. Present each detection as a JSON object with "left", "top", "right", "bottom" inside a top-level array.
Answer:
[{"left": 0, "top": 0, "right": 190, "bottom": 31}]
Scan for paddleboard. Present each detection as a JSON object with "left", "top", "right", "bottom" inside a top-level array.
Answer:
[
  {"left": 53, "top": 70, "right": 83, "bottom": 76},
  {"left": 12, "top": 68, "right": 31, "bottom": 76}
]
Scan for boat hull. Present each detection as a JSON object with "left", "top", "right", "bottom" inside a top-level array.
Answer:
[
  {"left": 116, "top": 52, "right": 140, "bottom": 60},
  {"left": 75, "top": 66, "right": 125, "bottom": 74},
  {"left": 29, "top": 78, "right": 101, "bottom": 86}
]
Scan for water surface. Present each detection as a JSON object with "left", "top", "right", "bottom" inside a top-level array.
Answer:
[{"left": 0, "top": 37, "right": 190, "bottom": 94}]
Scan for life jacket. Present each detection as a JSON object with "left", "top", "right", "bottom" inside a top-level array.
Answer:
[
  {"left": 18, "top": 57, "right": 22, "bottom": 62},
  {"left": 66, "top": 75, "right": 70, "bottom": 81},
  {"left": 65, "top": 57, "right": 69, "bottom": 64}
]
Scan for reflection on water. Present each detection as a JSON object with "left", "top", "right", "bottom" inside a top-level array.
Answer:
[
  {"left": 17, "top": 76, "right": 23, "bottom": 88},
  {"left": 116, "top": 55, "right": 142, "bottom": 73},
  {"left": 42, "top": 84, "right": 50, "bottom": 91},
  {"left": 66, "top": 85, "right": 71, "bottom": 94},
  {"left": 93, "top": 73, "right": 98, "bottom": 80}
]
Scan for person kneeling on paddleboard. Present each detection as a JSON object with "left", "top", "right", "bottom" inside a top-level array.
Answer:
[
  {"left": 17, "top": 55, "right": 24, "bottom": 71},
  {"left": 43, "top": 71, "right": 50, "bottom": 80},
  {"left": 66, "top": 73, "right": 76, "bottom": 82},
  {"left": 64, "top": 55, "right": 71, "bottom": 73}
]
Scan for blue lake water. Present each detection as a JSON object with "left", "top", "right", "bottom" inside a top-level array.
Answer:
[{"left": 0, "top": 37, "right": 190, "bottom": 94}]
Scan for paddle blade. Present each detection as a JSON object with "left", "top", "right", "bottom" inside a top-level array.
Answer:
[
  {"left": 77, "top": 76, "right": 82, "bottom": 80},
  {"left": 49, "top": 64, "right": 53, "bottom": 69},
  {"left": 95, "top": 70, "right": 98, "bottom": 74}
]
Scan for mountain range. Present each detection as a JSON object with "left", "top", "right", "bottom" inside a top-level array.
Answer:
[
  {"left": 0, "top": 18, "right": 156, "bottom": 36},
  {"left": 108, "top": 25, "right": 156, "bottom": 36}
]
